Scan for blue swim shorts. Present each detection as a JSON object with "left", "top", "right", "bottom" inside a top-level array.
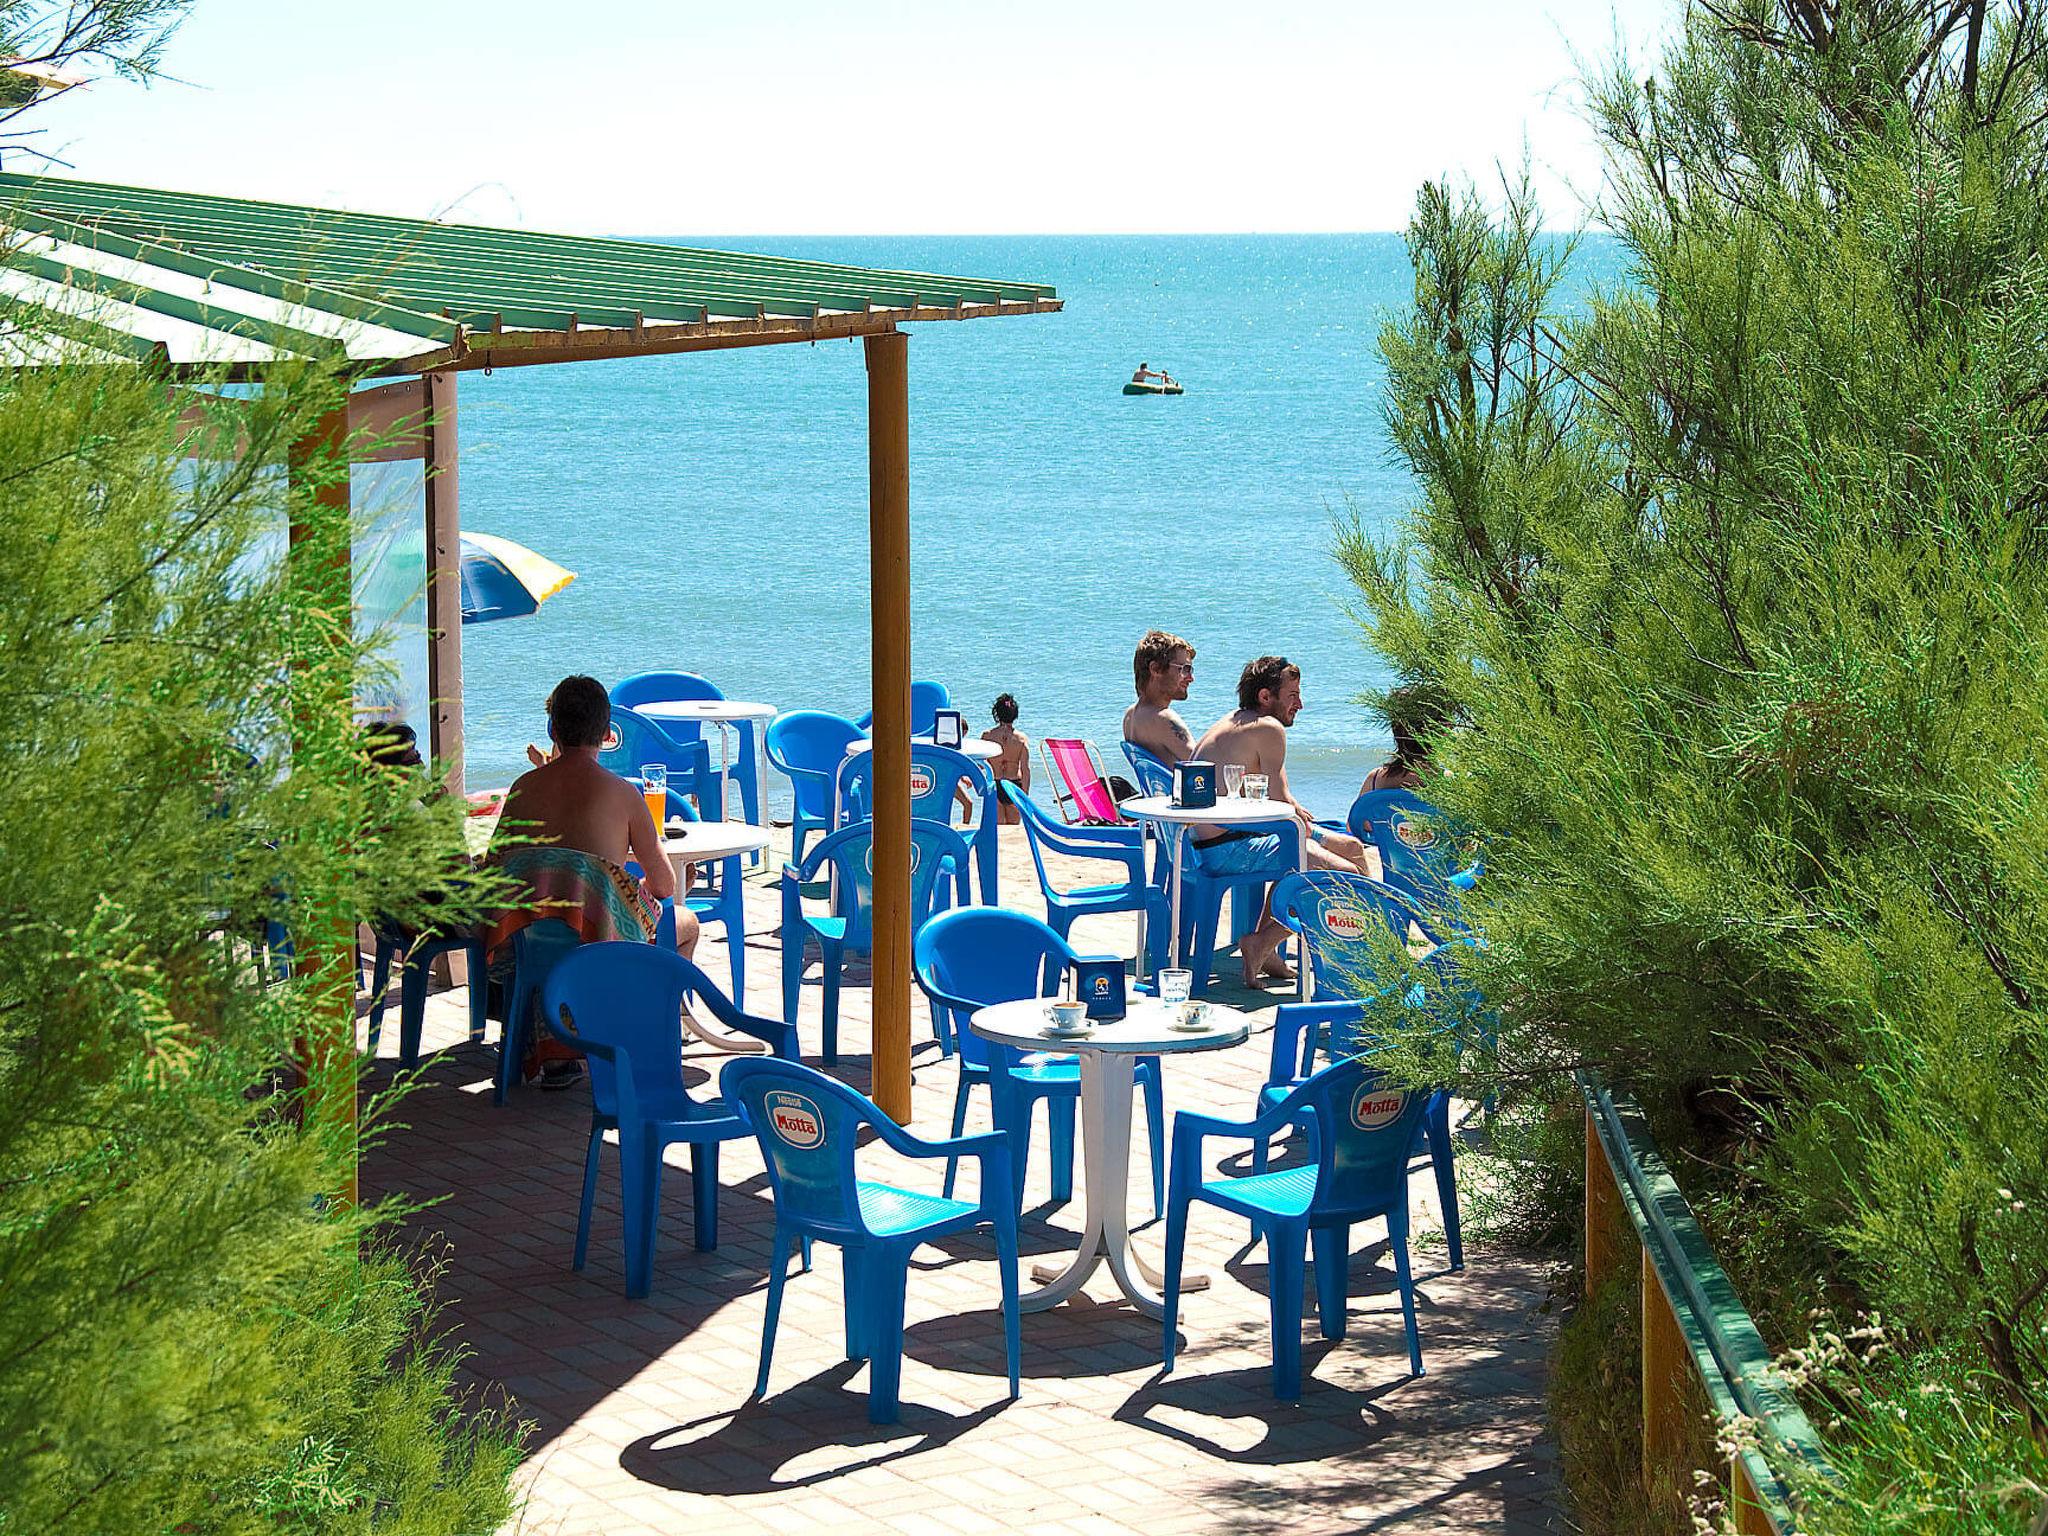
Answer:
[{"left": 1194, "top": 831, "right": 1286, "bottom": 876}]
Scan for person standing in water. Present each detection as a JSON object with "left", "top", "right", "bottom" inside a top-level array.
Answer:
[{"left": 983, "top": 693, "right": 1031, "bottom": 823}]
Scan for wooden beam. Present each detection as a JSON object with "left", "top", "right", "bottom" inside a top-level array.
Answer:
[
  {"left": 865, "top": 328, "right": 913, "bottom": 1124},
  {"left": 286, "top": 404, "right": 359, "bottom": 1207},
  {"left": 424, "top": 371, "right": 463, "bottom": 795}
]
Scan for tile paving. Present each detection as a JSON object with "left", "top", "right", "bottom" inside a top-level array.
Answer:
[{"left": 359, "top": 824, "right": 1566, "bottom": 1535}]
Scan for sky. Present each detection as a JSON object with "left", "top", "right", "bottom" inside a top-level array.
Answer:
[{"left": 16, "top": 0, "right": 1675, "bottom": 236}]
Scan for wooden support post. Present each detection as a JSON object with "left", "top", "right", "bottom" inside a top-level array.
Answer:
[
  {"left": 1730, "top": 1457, "right": 1777, "bottom": 1535},
  {"left": 865, "top": 329, "right": 912, "bottom": 1124},
  {"left": 288, "top": 405, "right": 359, "bottom": 1206},
  {"left": 1585, "top": 1107, "right": 1627, "bottom": 1295},
  {"left": 424, "top": 370, "right": 463, "bottom": 797},
  {"left": 1641, "top": 1248, "right": 1690, "bottom": 1495}
]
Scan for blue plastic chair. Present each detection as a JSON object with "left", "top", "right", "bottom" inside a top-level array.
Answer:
[
  {"left": 780, "top": 817, "right": 970, "bottom": 1062},
  {"left": 1003, "top": 783, "right": 1168, "bottom": 970},
  {"left": 542, "top": 943, "right": 796, "bottom": 1298},
  {"left": 1180, "top": 816, "right": 1301, "bottom": 995},
  {"left": 838, "top": 742, "right": 999, "bottom": 905},
  {"left": 913, "top": 906, "right": 1166, "bottom": 1217},
  {"left": 1162, "top": 1053, "right": 1430, "bottom": 1399},
  {"left": 1268, "top": 869, "right": 1443, "bottom": 1002},
  {"left": 1346, "top": 789, "right": 1480, "bottom": 917},
  {"left": 1121, "top": 740, "right": 1176, "bottom": 798},
  {"left": 498, "top": 917, "right": 587, "bottom": 1105},
  {"left": 854, "top": 680, "right": 953, "bottom": 737},
  {"left": 766, "top": 711, "right": 866, "bottom": 868},
  {"left": 1251, "top": 989, "right": 1465, "bottom": 1274},
  {"left": 614, "top": 670, "right": 764, "bottom": 834},
  {"left": 365, "top": 923, "right": 487, "bottom": 1069},
  {"left": 721, "top": 1056, "right": 1020, "bottom": 1424},
  {"left": 596, "top": 705, "right": 720, "bottom": 820}
]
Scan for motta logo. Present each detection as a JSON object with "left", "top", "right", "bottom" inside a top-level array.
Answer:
[
  {"left": 1393, "top": 817, "right": 1437, "bottom": 851},
  {"left": 909, "top": 767, "right": 935, "bottom": 797},
  {"left": 765, "top": 1090, "right": 825, "bottom": 1149},
  {"left": 1350, "top": 1085, "right": 1408, "bottom": 1130},
  {"left": 862, "top": 843, "right": 924, "bottom": 878},
  {"left": 601, "top": 726, "right": 622, "bottom": 752},
  {"left": 1322, "top": 905, "right": 1374, "bottom": 940}
]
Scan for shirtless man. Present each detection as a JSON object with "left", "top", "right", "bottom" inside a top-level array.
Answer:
[
  {"left": 1122, "top": 629, "right": 1197, "bottom": 769},
  {"left": 982, "top": 692, "right": 1031, "bottom": 824},
  {"left": 496, "top": 675, "right": 698, "bottom": 959},
  {"left": 1192, "top": 655, "right": 1374, "bottom": 983}
]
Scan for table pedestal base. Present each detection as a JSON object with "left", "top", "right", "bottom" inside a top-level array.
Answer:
[{"left": 1018, "top": 1053, "right": 1207, "bottom": 1319}]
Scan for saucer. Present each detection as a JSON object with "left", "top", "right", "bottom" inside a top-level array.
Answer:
[{"left": 1045, "top": 1024, "right": 1095, "bottom": 1040}]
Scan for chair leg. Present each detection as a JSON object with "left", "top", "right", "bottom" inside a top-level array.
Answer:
[
  {"left": 1311, "top": 1224, "right": 1350, "bottom": 1340},
  {"left": 842, "top": 1246, "right": 869, "bottom": 1361},
  {"left": 691, "top": 1141, "right": 719, "bottom": 1251},
  {"left": 756, "top": 1226, "right": 791, "bottom": 1398},
  {"left": 1391, "top": 1215, "right": 1425, "bottom": 1376},
  {"left": 820, "top": 944, "right": 842, "bottom": 1063},
  {"left": 1140, "top": 1063, "right": 1165, "bottom": 1220},
  {"left": 1268, "top": 1226, "right": 1307, "bottom": 1400},
  {"left": 864, "top": 1246, "right": 911, "bottom": 1425},
  {"left": 1190, "top": 890, "right": 1222, "bottom": 996},
  {"left": 620, "top": 1134, "right": 662, "bottom": 1299},
  {"left": 992, "top": 1213, "right": 1022, "bottom": 1401},
  {"left": 942, "top": 1077, "right": 973, "bottom": 1198},
  {"left": 465, "top": 940, "right": 488, "bottom": 1041},
  {"left": 1161, "top": 1189, "right": 1191, "bottom": 1374},
  {"left": 573, "top": 1122, "right": 603, "bottom": 1271},
  {"left": 1428, "top": 1093, "right": 1463, "bottom": 1271},
  {"left": 495, "top": 984, "right": 529, "bottom": 1106},
  {"left": 1048, "top": 1096, "right": 1075, "bottom": 1205},
  {"left": 780, "top": 923, "right": 803, "bottom": 1033},
  {"left": 398, "top": 956, "right": 430, "bottom": 1070},
  {"left": 366, "top": 938, "right": 396, "bottom": 1050}
]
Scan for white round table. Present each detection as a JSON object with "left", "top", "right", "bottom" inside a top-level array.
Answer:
[
  {"left": 637, "top": 700, "right": 777, "bottom": 835},
  {"left": 1119, "top": 795, "right": 1306, "bottom": 979},
  {"left": 971, "top": 997, "right": 1251, "bottom": 1319},
  {"left": 843, "top": 737, "right": 1001, "bottom": 760},
  {"left": 660, "top": 821, "right": 773, "bottom": 1053}
]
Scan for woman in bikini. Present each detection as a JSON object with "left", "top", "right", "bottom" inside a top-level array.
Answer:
[{"left": 982, "top": 693, "right": 1031, "bottom": 823}]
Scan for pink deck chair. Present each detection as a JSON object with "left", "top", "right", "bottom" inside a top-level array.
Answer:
[{"left": 1040, "top": 737, "right": 1127, "bottom": 825}]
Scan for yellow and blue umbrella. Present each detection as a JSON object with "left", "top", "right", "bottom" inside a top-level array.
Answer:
[{"left": 460, "top": 531, "right": 576, "bottom": 625}]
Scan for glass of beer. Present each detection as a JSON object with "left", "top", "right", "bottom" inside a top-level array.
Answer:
[
  {"left": 1221, "top": 763, "right": 1245, "bottom": 798},
  {"left": 640, "top": 763, "right": 668, "bottom": 829}
]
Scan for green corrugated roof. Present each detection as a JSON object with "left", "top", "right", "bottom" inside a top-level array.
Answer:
[{"left": 0, "top": 172, "right": 1060, "bottom": 373}]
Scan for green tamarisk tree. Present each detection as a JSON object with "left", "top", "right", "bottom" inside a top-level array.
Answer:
[
  {"left": 0, "top": 341, "right": 522, "bottom": 1529},
  {"left": 1348, "top": 0, "right": 2048, "bottom": 1526}
]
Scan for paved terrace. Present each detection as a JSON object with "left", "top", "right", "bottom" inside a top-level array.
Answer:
[{"left": 359, "top": 823, "right": 1564, "bottom": 1535}]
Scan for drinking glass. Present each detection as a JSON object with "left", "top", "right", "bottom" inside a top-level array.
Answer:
[
  {"left": 1221, "top": 763, "right": 1245, "bottom": 798},
  {"left": 1158, "top": 968, "right": 1193, "bottom": 1005},
  {"left": 640, "top": 763, "right": 668, "bottom": 828},
  {"left": 1243, "top": 773, "right": 1269, "bottom": 800}
]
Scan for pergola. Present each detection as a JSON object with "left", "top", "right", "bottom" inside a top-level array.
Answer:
[{"left": 0, "top": 172, "right": 1062, "bottom": 1127}]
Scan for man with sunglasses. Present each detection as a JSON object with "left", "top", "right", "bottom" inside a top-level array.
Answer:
[{"left": 1123, "top": 628, "right": 1198, "bottom": 766}]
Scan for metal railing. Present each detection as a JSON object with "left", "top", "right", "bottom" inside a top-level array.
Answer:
[{"left": 1579, "top": 1073, "right": 1829, "bottom": 1534}]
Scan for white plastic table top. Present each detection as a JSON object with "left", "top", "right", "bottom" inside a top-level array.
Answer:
[
  {"left": 843, "top": 737, "right": 1001, "bottom": 761},
  {"left": 660, "top": 821, "right": 772, "bottom": 863},
  {"left": 969, "top": 997, "right": 1252, "bottom": 1056},
  {"left": 636, "top": 699, "right": 777, "bottom": 724},
  {"left": 1119, "top": 793, "right": 1300, "bottom": 827}
]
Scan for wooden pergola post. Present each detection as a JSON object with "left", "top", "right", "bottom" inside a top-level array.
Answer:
[
  {"left": 865, "top": 329, "right": 913, "bottom": 1123},
  {"left": 424, "top": 370, "right": 463, "bottom": 795},
  {"left": 287, "top": 403, "right": 360, "bottom": 1205}
]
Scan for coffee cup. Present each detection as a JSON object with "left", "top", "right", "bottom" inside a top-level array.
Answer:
[{"left": 1050, "top": 1000, "right": 1088, "bottom": 1031}]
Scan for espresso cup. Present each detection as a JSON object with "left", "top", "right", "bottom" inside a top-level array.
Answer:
[{"left": 1050, "top": 1000, "right": 1088, "bottom": 1031}]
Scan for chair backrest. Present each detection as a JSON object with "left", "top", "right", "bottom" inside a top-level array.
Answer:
[
  {"left": 798, "top": 816, "right": 970, "bottom": 951},
  {"left": 542, "top": 941, "right": 720, "bottom": 1125},
  {"left": 913, "top": 906, "right": 1073, "bottom": 1070},
  {"left": 1346, "top": 789, "right": 1474, "bottom": 900},
  {"left": 595, "top": 704, "right": 695, "bottom": 781},
  {"left": 1121, "top": 741, "right": 1176, "bottom": 798},
  {"left": 1287, "top": 1055, "right": 1430, "bottom": 1221},
  {"left": 1271, "top": 870, "right": 1441, "bottom": 1001},
  {"left": 836, "top": 742, "right": 992, "bottom": 829},
  {"left": 1042, "top": 738, "right": 1123, "bottom": 825},
  {"left": 612, "top": 671, "right": 723, "bottom": 743},
  {"left": 854, "top": 680, "right": 953, "bottom": 737},
  {"left": 511, "top": 915, "right": 583, "bottom": 1012},
  {"left": 765, "top": 711, "right": 866, "bottom": 819},
  {"left": 721, "top": 1057, "right": 886, "bottom": 1236}
]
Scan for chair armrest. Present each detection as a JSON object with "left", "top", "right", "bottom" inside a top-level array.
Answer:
[{"left": 673, "top": 955, "right": 800, "bottom": 1057}]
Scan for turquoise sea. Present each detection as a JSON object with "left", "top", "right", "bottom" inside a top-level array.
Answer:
[{"left": 452, "top": 235, "right": 1474, "bottom": 816}]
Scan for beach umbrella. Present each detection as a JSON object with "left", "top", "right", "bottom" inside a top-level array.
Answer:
[{"left": 459, "top": 531, "right": 576, "bottom": 625}]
